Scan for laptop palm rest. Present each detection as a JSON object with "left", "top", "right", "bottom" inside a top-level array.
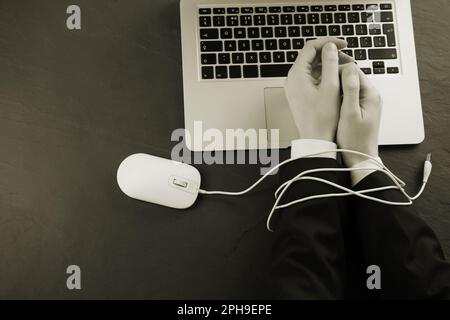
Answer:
[{"left": 264, "top": 87, "right": 299, "bottom": 149}]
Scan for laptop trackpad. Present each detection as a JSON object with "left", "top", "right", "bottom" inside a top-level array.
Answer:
[{"left": 264, "top": 87, "right": 299, "bottom": 148}]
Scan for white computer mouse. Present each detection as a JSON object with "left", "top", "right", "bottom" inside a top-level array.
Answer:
[{"left": 116, "top": 153, "right": 201, "bottom": 209}]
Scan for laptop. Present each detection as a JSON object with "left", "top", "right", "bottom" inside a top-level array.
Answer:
[{"left": 180, "top": 0, "right": 424, "bottom": 151}]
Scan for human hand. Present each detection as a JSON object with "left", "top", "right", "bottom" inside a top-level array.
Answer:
[
  {"left": 337, "top": 63, "right": 382, "bottom": 167},
  {"left": 285, "top": 37, "right": 351, "bottom": 141}
]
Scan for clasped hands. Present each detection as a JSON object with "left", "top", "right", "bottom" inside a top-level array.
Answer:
[{"left": 285, "top": 37, "right": 382, "bottom": 167}]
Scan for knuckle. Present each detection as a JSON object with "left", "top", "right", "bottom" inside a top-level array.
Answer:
[{"left": 367, "top": 91, "right": 382, "bottom": 104}]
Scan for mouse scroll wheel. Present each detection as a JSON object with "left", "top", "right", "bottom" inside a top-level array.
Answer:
[{"left": 172, "top": 178, "right": 189, "bottom": 189}]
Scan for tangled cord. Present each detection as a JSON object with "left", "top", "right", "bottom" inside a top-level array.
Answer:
[{"left": 199, "top": 150, "right": 432, "bottom": 232}]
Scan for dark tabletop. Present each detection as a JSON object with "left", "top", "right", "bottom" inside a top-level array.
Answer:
[{"left": 0, "top": 0, "right": 449, "bottom": 299}]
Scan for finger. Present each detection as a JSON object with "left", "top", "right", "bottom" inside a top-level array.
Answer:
[
  {"left": 357, "top": 68, "right": 382, "bottom": 110},
  {"left": 293, "top": 37, "right": 347, "bottom": 74},
  {"left": 341, "top": 64, "right": 361, "bottom": 118},
  {"left": 338, "top": 51, "right": 354, "bottom": 65},
  {"left": 320, "top": 42, "right": 339, "bottom": 87}
]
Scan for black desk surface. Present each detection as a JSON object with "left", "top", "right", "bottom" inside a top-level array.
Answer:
[{"left": 0, "top": 0, "right": 449, "bottom": 299}]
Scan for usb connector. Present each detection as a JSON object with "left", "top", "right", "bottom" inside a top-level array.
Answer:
[{"left": 423, "top": 153, "right": 432, "bottom": 183}]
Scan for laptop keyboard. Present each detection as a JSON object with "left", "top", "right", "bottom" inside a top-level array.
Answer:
[{"left": 198, "top": 3, "right": 399, "bottom": 80}]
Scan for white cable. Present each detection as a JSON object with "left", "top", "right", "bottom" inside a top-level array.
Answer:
[{"left": 199, "top": 150, "right": 432, "bottom": 232}]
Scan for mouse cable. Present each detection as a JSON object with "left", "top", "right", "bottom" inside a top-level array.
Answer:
[{"left": 199, "top": 150, "right": 432, "bottom": 232}]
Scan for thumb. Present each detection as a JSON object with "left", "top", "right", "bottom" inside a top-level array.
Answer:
[{"left": 340, "top": 64, "right": 361, "bottom": 119}]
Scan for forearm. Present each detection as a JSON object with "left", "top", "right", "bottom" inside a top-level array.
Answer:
[{"left": 270, "top": 151, "right": 348, "bottom": 299}]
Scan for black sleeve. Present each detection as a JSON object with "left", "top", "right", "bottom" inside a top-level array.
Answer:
[
  {"left": 352, "top": 172, "right": 450, "bottom": 299},
  {"left": 269, "top": 158, "right": 349, "bottom": 299}
]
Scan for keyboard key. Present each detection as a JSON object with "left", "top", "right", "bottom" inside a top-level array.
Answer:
[
  {"left": 256, "top": 7, "right": 268, "bottom": 13},
  {"left": 273, "top": 52, "right": 285, "bottom": 62},
  {"left": 283, "top": 6, "right": 295, "bottom": 13},
  {"left": 248, "top": 27, "right": 260, "bottom": 38},
  {"left": 261, "top": 64, "right": 293, "bottom": 77},
  {"left": 361, "top": 67, "right": 372, "bottom": 74},
  {"left": 200, "top": 28, "right": 219, "bottom": 39},
  {"left": 230, "top": 66, "right": 242, "bottom": 79},
  {"left": 200, "top": 41, "right": 222, "bottom": 52},
  {"left": 325, "top": 5, "right": 337, "bottom": 11},
  {"left": 240, "top": 15, "right": 252, "bottom": 26},
  {"left": 252, "top": 40, "right": 264, "bottom": 51},
  {"left": 348, "top": 12, "right": 360, "bottom": 23},
  {"left": 227, "top": 8, "right": 239, "bottom": 14},
  {"left": 234, "top": 28, "right": 246, "bottom": 38},
  {"left": 288, "top": 26, "right": 301, "bottom": 37},
  {"left": 260, "top": 52, "right": 272, "bottom": 63},
  {"left": 243, "top": 65, "right": 258, "bottom": 78},
  {"left": 347, "top": 37, "right": 359, "bottom": 48},
  {"left": 315, "top": 25, "right": 328, "bottom": 36},
  {"left": 241, "top": 7, "right": 254, "bottom": 14},
  {"left": 342, "top": 25, "right": 354, "bottom": 35},
  {"left": 199, "top": 16, "right": 211, "bottom": 27},
  {"left": 227, "top": 16, "right": 239, "bottom": 26},
  {"left": 201, "top": 66, "right": 214, "bottom": 79},
  {"left": 321, "top": 13, "right": 333, "bottom": 24},
  {"left": 311, "top": 5, "right": 323, "bottom": 12},
  {"left": 224, "top": 41, "right": 237, "bottom": 51},
  {"left": 199, "top": 8, "right": 211, "bottom": 15},
  {"left": 293, "top": 38, "right": 305, "bottom": 49},
  {"left": 215, "top": 66, "right": 228, "bottom": 78},
  {"left": 297, "top": 6, "right": 309, "bottom": 12},
  {"left": 268, "top": 15, "right": 280, "bottom": 25},
  {"left": 229, "top": 66, "right": 241, "bottom": 78},
  {"left": 360, "top": 37, "right": 372, "bottom": 47},
  {"left": 373, "top": 68, "right": 385, "bottom": 74},
  {"left": 246, "top": 52, "right": 258, "bottom": 63},
  {"left": 366, "top": 4, "right": 379, "bottom": 11},
  {"left": 220, "top": 28, "right": 232, "bottom": 39},
  {"left": 356, "top": 24, "right": 368, "bottom": 35},
  {"left": 302, "top": 26, "right": 314, "bottom": 37},
  {"left": 275, "top": 27, "right": 287, "bottom": 37},
  {"left": 269, "top": 7, "right": 282, "bottom": 13},
  {"left": 335, "top": 13, "right": 346, "bottom": 23},
  {"left": 294, "top": 14, "right": 306, "bottom": 24},
  {"left": 361, "top": 12, "right": 375, "bottom": 22},
  {"left": 287, "top": 51, "right": 299, "bottom": 62},
  {"left": 261, "top": 27, "right": 273, "bottom": 38},
  {"left": 338, "top": 5, "right": 351, "bottom": 11},
  {"left": 308, "top": 13, "right": 320, "bottom": 24},
  {"left": 218, "top": 53, "right": 230, "bottom": 64},
  {"left": 374, "top": 36, "right": 386, "bottom": 47},
  {"left": 329, "top": 25, "right": 341, "bottom": 36},
  {"left": 368, "top": 48, "right": 397, "bottom": 59},
  {"left": 254, "top": 15, "right": 266, "bottom": 26},
  {"left": 387, "top": 67, "right": 399, "bottom": 74},
  {"left": 238, "top": 40, "right": 250, "bottom": 51},
  {"left": 352, "top": 4, "right": 365, "bottom": 11},
  {"left": 213, "top": 8, "right": 225, "bottom": 15},
  {"left": 355, "top": 49, "right": 367, "bottom": 60},
  {"left": 383, "top": 24, "right": 396, "bottom": 47},
  {"left": 342, "top": 49, "right": 353, "bottom": 57},
  {"left": 279, "top": 39, "right": 291, "bottom": 50},
  {"left": 201, "top": 54, "right": 216, "bottom": 65},
  {"left": 373, "top": 61, "right": 385, "bottom": 68},
  {"left": 380, "top": 4, "right": 393, "bottom": 10},
  {"left": 265, "top": 39, "right": 278, "bottom": 50},
  {"left": 213, "top": 16, "right": 225, "bottom": 26},
  {"left": 232, "top": 53, "right": 244, "bottom": 64},
  {"left": 369, "top": 24, "right": 382, "bottom": 35},
  {"left": 380, "top": 11, "right": 394, "bottom": 22},
  {"left": 281, "top": 14, "right": 293, "bottom": 25}
]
